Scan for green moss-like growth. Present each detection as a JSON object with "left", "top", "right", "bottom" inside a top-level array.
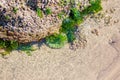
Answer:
[
  {"left": 82, "top": 0, "right": 102, "bottom": 15},
  {"left": 13, "top": 7, "right": 18, "bottom": 14},
  {"left": 69, "top": 8, "right": 83, "bottom": 24},
  {"left": 46, "top": 33, "right": 68, "bottom": 48},
  {"left": 46, "top": 0, "right": 102, "bottom": 47},
  {"left": 0, "top": 39, "right": 18, "bottom": 51},
  {"left": 0, "top": 39, "right": 18, "bottom": 55},
  {"left": 0, "top": 0, "right": 103, "bottom": 53},
  {"left": 46, "top": 18, "right": 76, "bottom": 47},
  {"left": 0, "top": 40, "right": 5, "bottom": 49},
  {"left": 57, "top": 11, "right": 66, "bottom": 19},
  {"left": 18, "top": 44, "right": 36, "bottom": 56},
  {"left": 5, "top": 41, "right": 18, "bottom": 51},
  {"left": 67, "top": 31, "right": 76, "bottom": 42},
  {"left": 36, "top": 8, "right": 43, "bottom": 18},
  {"left": 0, "top": 39, "right": 36, "bottom": 55},
  {"left": 61, "top": 18, "right": 75, "bottom": 33},
  {"left": 60, "top": 18, "right": 76, "bottom": 42},
  {"left": 5, "top": 15, "right": 10, "bottom": 21},
  {"left": 45, "top": 8, "right": 52, "bottom": 15}
]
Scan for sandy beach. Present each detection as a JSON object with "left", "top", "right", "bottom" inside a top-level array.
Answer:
[{"left": 0, "top": 0, "right": 120, "bottom": 80}]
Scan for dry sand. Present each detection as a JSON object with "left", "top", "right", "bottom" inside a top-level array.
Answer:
[{"left": 0, "top": 0, "right": 120, "bottom": 80}]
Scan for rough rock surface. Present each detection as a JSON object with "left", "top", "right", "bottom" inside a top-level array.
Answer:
[{"left": 0, "top": 0, "right": 89, "bottom": 43}]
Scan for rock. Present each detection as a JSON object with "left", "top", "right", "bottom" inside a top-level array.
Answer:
[{"left": 0, "top": 0, "right": 89, "bottom": 43}]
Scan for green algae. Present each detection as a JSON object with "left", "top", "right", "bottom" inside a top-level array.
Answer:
[
  {"left": 0, "top": 0, "right": 103, "bottom": 53},
  {"left": 46, "top": 0, "right": 102, "bottom": 48}
]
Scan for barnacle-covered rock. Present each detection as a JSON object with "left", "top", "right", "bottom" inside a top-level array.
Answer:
[{"left": 0, "top": 0, "right": 90, "bottom": 43}]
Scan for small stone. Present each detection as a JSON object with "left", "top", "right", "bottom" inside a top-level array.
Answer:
[{"left": 91, "top": 29, "right": 99, "bottom": 36}]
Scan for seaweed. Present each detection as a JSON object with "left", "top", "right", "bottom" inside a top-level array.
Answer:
[
  {"left": 69, "top": 8, "right": 83, "bottom": 25},
  {"left": 81, "top": 0, "right": 102, "bottom": 15},
  {"left": 13, "top": 7, "right": 18, "bottom": 14},
  {"left": 60, "top": 18, "right": 76, "bottom": 42},
  {"left": 5, "top": 41, "right": 18, "bottom": 51},
  {"left": 0, "top": 39, "right": 5, "bottom": 49},
  {"left": 0, "top": 0, "right": 103, "bottom": 53},
  {"left": 61, "top": 18, "right": 75, "bottom": 33},
  {"left": 0, "top": 39, "right": 18, "bottom": 55},
  {"left": 18, "top": 44, "right": 36, "bottom": 56},
  {"left": 4, "top": 15, "right": 10, "bottom": 21},
  {"left": 45, "top": 8, "right": 52, "bottom": 15},
  {"left": 0, "top": 39, "right": 36, "bottom": 55},
  {"left": 36, "top": 8, "right": 43, "bottom": 18},
  {"left": 46, "top": 0, "right": 102, "bottom": 48},
  {"left": 46, "top": 33, "right": 68, "bottom": 48}
]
